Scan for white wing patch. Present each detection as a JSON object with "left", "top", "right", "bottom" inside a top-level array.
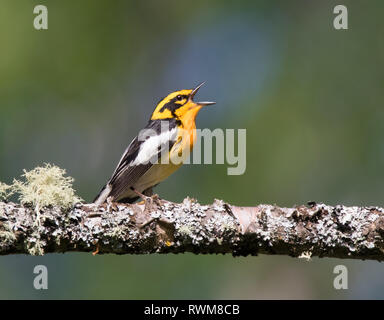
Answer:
[{"left": 130, "top": 128, "right": 177, "bottom": 166}]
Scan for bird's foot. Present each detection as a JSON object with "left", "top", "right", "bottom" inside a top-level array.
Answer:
[
  {"left": 92, "top": 242, "right": 100, "bottom": 256},
  {"left": 130, "top": 187, "right": 151, "bottom": 203},
  {"left": 130, "top": 187, "right": 160, "bottom": 205}
]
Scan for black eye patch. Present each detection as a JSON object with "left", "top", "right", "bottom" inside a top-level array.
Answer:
[{"left": 159, "top": 95, "right": 189, "bottom": 113}]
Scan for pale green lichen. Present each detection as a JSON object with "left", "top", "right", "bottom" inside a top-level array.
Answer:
[
  {"left": 11, "top": 163, "right": 82, "bottom": 210},
  {"left": 298, "top": 250, "right": 313, "bottom": 261},
  {"left": 0, "top": 163, "right": 83, "bottom": 256},
  {"left": 0, "top": 182, "right": 12, "bottom": 201},
  {"left": 26, "top": 238, "right": 45, "bottom": 256},
  {"left": 0, "top": 231, "right": 16, "bottom": 249},
  {"left": 177, "top": 225, "right": 194, "bottom": 237},
  {"left": 0, "top": 223, "right": 16, "bottom": 250}
]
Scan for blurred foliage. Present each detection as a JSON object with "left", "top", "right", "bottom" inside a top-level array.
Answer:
[{"left": 1, "top": 0, "right": 384, "bottom": 299}]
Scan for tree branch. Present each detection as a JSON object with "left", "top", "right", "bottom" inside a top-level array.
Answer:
[{"left": 1, "top": 198, "right": 384, "bottom": 260}]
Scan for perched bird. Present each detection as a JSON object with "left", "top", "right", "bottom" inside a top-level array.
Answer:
[{"left": 94, "top": 82, "right": 215, "bottom": 205}]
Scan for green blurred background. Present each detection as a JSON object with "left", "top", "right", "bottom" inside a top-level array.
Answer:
[{"left": 1, "top": 0, "right": 384, "bottom": 299}]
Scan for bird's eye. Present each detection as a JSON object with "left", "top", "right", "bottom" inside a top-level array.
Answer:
[{"left": 176, "top": 95, "right": 183, "bottom": 101}]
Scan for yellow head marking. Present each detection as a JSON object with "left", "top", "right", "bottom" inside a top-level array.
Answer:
[
  {"left": 151, "top": 83, "right": 215, "bottom": 121},
  {"left": 151, "top": 89, "right": 193, "bottom": 120}
]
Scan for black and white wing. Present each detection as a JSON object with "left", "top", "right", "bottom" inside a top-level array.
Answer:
[{"left": 93, "top": 119, "right": 178, "bottom": 204}]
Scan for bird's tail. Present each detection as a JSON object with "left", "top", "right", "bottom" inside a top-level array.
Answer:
[{"left": 93, "top": 183, "right": 112, "bottom": 205}]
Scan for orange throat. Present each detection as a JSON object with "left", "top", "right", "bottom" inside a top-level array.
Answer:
[{"left": 179, "top": 106, "right": 202, "bottom": 150}]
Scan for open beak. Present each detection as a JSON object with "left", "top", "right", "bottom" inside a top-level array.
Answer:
[{"left": 189, "top": 82, "right": 216, "bottom": 106}]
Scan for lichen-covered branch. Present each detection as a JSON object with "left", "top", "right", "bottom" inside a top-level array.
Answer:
[{"left": 1, "top": 198, "right": 384, "bottom": 260}]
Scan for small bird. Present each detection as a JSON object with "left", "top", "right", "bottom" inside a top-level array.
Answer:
[{"left": 94, "top": 82, "right": 215, "bottom": 205}]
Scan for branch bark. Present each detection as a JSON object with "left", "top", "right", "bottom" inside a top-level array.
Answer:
[{"left": 1, "top": 198, "right": 384, "bottom": 260}]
